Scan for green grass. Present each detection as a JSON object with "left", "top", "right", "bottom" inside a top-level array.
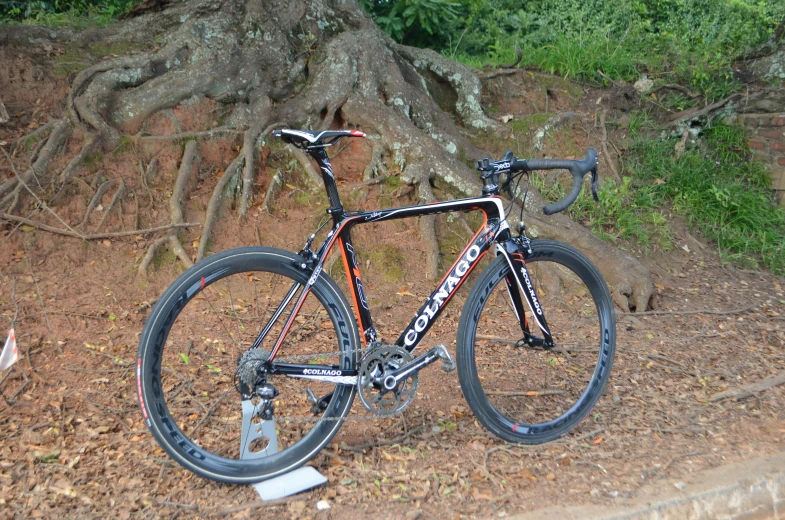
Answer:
[
  {"left": 449, "top": 0, "right": 785, "bottom": 103},
  {"left": 536, "top": 175, "right": 672, "bottom": 252},
  {"left": 535, "top": 120, "right": 785, "bottom": 274},
  {"left": 627, "top": 124, "right": 785, "bottom": 273}
]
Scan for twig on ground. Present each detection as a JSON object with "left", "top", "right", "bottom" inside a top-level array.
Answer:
[
  {"left": 575, "top": 460, "right": 607, "bottom": 474},
  {"left": 1, "top": 147, "right": 81, "bottom": 236},
  {"left": 621, "top": 305, "right": 756, "bottom": 317},
  {"left": 597, "top": 70, "right": 627, "bottom": 88},
  {"left": 667, "top": 93, "right": 742, "bottom": 128},
  {"left": 212, "top": 496, "right": 300, "bottom": 516},
  {"left": 710, "top": 370, "right": 785, "bottom": 402}
]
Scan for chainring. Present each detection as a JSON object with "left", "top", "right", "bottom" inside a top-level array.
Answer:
[{"left": 358, "top": 345, "right": 418, "bottom": 416}]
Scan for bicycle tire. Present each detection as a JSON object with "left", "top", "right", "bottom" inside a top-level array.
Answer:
[
  {"left": 457, "top": 239, "right": 615, "bottom": 444},
  {"left": 136, "top": 247, "right": 358, "bottom": 484}
]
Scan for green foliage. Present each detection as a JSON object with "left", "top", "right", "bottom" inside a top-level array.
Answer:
[
  {"left": 537, "top": 119, "right": 785, "bottom": 273},
  {"left": 627, "top": 124, "right": 785, "bottom": 273},
  {"left": 363, "top": 0, "right": 462, "bottom": 45},
  {"left": 536, "top": 175, "right": 671, "bottom": 252},
  {"left": 1, "top": 0, "right": 139, "bottom": 26},
  {"left": 361, "top": 0, "right": 784, "bottom": 100}
]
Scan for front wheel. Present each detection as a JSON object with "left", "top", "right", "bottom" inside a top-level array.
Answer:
[
  {"left": 457, "top": 239, "right": 615, "bottom": 444},
  {"left": 136, "top": 247, "right": 359, "bottom": 484}
]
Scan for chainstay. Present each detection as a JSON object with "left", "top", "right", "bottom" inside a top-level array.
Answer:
[{"left": 270, "top": 347, "right": 409, "bottom": 422}]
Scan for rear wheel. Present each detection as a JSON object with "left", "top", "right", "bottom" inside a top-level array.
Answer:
[
  {"left": 136, "top": 247, "right": 358, "bottom": 483},
  {"left": 457, "top": 239, "right": 615, "bottom": 444}
]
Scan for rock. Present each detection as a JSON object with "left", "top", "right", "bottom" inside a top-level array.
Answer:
[
  {"left": 316, "top": 500, "right": 330, "bottom": 511},
  {"left": 633, "top": 76, "right": 654, "bottom": 93}
]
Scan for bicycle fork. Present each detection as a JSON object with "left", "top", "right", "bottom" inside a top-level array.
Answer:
[{"left": 496, "top": 237, "right": 554, "bottom": 348}]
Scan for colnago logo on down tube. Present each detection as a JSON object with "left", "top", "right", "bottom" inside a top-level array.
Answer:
[{"left": 404, "top": 244, "right": 482, "bottom": 347}]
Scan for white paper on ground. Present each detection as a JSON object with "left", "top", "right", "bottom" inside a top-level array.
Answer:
[
  {"left": 251, "top": 466, "right": 327, "bottom": 501},
  {"left": 0, "top": 329, "right": 18, "bottom": 371}
]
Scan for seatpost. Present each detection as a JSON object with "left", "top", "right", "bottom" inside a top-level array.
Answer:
[{"left": 307, "top": 148, "right": 344, "bottom": 221}]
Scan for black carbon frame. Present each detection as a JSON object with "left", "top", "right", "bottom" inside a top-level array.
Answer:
[{"left": 257, "top": 148, "right": 553, "bottom": 376}]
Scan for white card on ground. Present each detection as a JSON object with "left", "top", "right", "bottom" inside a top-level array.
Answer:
[
  {"left": 251, "top": 466, "right": 327, "bottom": 501},
  {"left": 0, "top": 329, "right": 18, "bottom": 371}
]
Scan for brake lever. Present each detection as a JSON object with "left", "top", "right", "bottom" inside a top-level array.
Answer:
[{"left": 590, "top": 167, "right": 599, "bottom": 202}]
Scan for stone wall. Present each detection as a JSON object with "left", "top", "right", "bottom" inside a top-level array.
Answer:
[{"left": 736, "top": 113, "right": 785, "bottom": 206}]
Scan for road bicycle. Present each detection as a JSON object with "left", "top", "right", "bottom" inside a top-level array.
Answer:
[{"left": 136, "top": 128, "right": 616, "bottom": 484}]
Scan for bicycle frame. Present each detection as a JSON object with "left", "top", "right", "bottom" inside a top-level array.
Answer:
[{"left": 257, "top": 147, "right": 554, "bottom": 382}]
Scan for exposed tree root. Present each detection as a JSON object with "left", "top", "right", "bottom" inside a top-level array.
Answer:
[
  {"left": 531, "top": 112, "right": 579, "bottom": 151},
  {"left": 139, "top": 127, "right": 245, "bottom": 142},
  {"left": 416, "top": 173, "right": 440, "bottom": 281},
  {"left": 11, "top": 120, "right": 55, "bottom": 153},
  {"left": 0, "top": 119, "right": 71, "bottom": 211},
  {"left": 60, "top": 134, "right": 99, "bottom": 181},
  {"left": 363, "top": 143, "right": 387, "bottom": 181},
  {"left": 197, "top": 149, "right": 244, "bottom": 262},
  {"left": 289, "top": 145, "right": 324, "bottom": 191},
  {"left": 263, "top": 169, "right": 284, "bottom": 214},
  {"left": 138, "top": 140, "right": 197, "bottom": 276},
  {"left": 79, "top": 178, "right": 124, "bottom": 229}
]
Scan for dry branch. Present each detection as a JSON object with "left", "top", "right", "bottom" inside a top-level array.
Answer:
[
  {"left": 667, "top": 94, "right": 742, "bottom": 128},
  {"left": 652, "top": 84, "right": 700, "bottom": 99},
  {"left": 0, "top": 213, "right": 199, "bottom": 239},
  {"left": 620, "top": 305, "right": 757, "bottom": 317},
  {"left": 710, "top": 370, "right": 785, "bottom": 402},
  {"left": 0, "top": 99, "right": 8, "bottom": 125},
  {"left": 599, "top": 109, "right": 621, "bottom": 182}
]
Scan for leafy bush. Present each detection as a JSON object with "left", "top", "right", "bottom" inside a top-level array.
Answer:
[{"left": 1, "top": 0, "right": 139, "bottom": 25}]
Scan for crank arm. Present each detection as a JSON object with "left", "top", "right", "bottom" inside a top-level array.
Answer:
[{"left": 383, "top": 345, "right": 453, "bottom": 390}]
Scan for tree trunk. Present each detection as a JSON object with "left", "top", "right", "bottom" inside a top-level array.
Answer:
[{"left": 0, "top": 0, "right": 654, "bottom": 311}]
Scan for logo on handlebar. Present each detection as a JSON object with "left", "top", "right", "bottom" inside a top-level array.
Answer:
[{"left": 494, "top": 162, "right": 510, "bottom": 171}]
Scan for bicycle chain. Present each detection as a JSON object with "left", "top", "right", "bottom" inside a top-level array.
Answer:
[{"left": 269, "top": 346, "right": 411, "bottom": 423}]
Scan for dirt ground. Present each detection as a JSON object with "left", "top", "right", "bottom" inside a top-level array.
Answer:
[{"left": 1, "top": 45, "right": 784, "bottom": 520}]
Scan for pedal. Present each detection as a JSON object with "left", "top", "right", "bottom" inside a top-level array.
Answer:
[
  {"left": 305, "top": 388, "right": 332, "bottom": 415},
  {"left": 436, "top": 344, "right": 456, "bottom": 372}
]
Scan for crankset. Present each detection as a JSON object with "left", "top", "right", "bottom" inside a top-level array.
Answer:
[{"left": 357, "top": 344, "right": 455, "bottom": 416}]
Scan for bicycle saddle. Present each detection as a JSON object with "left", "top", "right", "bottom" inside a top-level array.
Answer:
[{"left": 272, "top": 128, "right": 366, "bottom": 149}]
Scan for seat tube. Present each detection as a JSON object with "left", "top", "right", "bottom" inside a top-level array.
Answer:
[{"left": 308, "top": 148, "right": 343, "bottom": 220}]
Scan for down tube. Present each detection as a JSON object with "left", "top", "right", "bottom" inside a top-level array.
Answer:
[{"left": 395, "top": 228, "right": 494, "bottom": 352}]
